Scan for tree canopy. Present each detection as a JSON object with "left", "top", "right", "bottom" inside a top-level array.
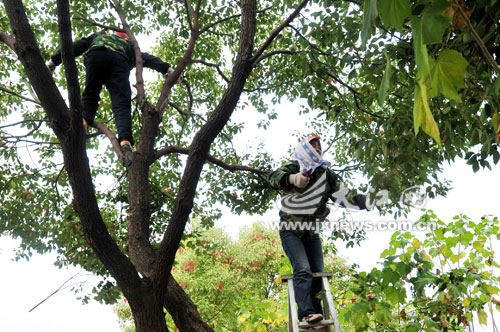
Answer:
[{"left": 1, "top": 0, "right": 499, "bottom": 331}]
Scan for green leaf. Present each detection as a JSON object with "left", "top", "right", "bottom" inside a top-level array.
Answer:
[
  {"left": 427, "top": 50, "right": 468, "bottom": 101},
  {"left": 478, "top": 309, "right": 487, "bottom": 326},
  {"left": 420, "top": 0, "right": 453, "bottom": 45},
  {"left": 378, "top": 0, "right": 411, "bottom": 31},
  {"left": 405, "top": 322, "right": 421, "bottom": 332},
  {"left": 377, "top": 51, "right": 391, "bottom": 106},
  {"left": 493, "top": 76, "right": 500, "bottom": 95},
  {"left": 485, "top": 285, "right": 500, "bottom": 295},
  {"left": 384, "top": 285, "right": 406, "bottom": 304},
  {"left": 361, "top": 0, "right": 378, "bottom": 49},
  {"left": 375, "top": 305, "right": 392, "bottom": 324},
  {"left": 413, "top": 80, "right": 442, "bottom": 148},
  {"left": 411, "top": 16, "right": 431, "bottom": 79}
]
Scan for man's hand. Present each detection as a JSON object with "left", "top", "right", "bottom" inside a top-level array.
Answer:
[
  {"left": 46, "top": 60, "right": 56, "bottom": 74},
  {"left": 289, "top": 173, "right": 310, "bottom": 188},
  {"left": 166, "top": 67, "right": 182, "bottom": 84}
]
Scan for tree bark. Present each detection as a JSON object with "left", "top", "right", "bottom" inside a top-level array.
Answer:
[{"left": 151, "top": 0, "right": 257, "bottom": 299}]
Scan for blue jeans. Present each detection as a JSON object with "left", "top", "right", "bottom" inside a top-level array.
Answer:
[{"left": 280, "top": 230, "right": 324, "bottom": 320}]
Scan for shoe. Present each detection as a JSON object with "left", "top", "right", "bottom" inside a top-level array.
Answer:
[
  {"left": 120, "top": 139, "right": 132, "bottom": 150},
  {"left": 82, "top": 118, "right": 89, "bottom": 136},
  {"left": 302, "top": 313, "right": 323, "bottom": 323}
]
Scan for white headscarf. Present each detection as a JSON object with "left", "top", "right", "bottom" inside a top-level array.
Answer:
[{"left": 292, "top": 137, "right": 331, "bottom": 174}]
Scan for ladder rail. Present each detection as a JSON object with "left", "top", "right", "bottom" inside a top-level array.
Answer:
[{"left": 283, "top": 272, "right": 341, "bottom": 332}]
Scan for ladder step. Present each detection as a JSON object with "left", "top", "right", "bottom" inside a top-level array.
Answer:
[{"left": 298, "top": 319, "right": 335, "bottom": 328}]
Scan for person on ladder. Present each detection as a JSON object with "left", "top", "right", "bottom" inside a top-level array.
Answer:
[
  {"left": 46, "top": 30, "right": 178, "bottom": 150},
  {"left": 268, "top": 135, "right": 368, "bottom": 326}
]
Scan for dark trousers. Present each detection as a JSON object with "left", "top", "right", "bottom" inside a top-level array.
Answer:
[
  {"left": 82, "top": 48, "right": 134, "bottom": 145},
  {"left": 280, "top": 230, "right": 324, "bottom": 320}
]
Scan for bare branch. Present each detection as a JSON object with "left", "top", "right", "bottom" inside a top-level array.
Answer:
[
  {"left": 199, "top": 13, "right": 241, "bottom": 34},
  {"left": 0, "top": 31, "right": 16, "bottom": 51},
  {"left": 452, "top": 0, "right": 500, "bottom": 76},
  {"left": 91, "top": 121, "right": 124, "bottom": 160},
  {"left": 183, "top": 0, "right": 194, "bottom": 32},
  {"left": 199, "top": 6, "right": 272, "bottom": 34},
  {"left": 0, "top": 86, "right": 41, "bottom": 105},
  {"left": 156, "top": 0, "right": 201, "bottom": 114},
  {"left": 190, "top": 59, "right": 230, "bottom": 82},
  {"left": 73, "top": 16, "right": 122, "bottom": 32},
  {"left": 109, "top": 0, "right": 146, "bottom": 105},
  {"left": 253, "top": 50, "right": 299, "bottom": 66},
  {"left": 0, "top": 118, "right": 46, "bottom": 130},
  {"left": 153, "top": 145, "right": 267, "bottom": 175},
  {"left": 289, "top": 24, "right": 331, "bottom": 56},
  {"left": 250, "top": 0, "right": 309, "bottom": 65}
]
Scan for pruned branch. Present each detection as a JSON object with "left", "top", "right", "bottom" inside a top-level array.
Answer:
[
  {"left": 153, "top": 145, "right": 267, "bottom": 175},
  {"left": 250, "top": 0, "right": 309, "bottom": 65}
]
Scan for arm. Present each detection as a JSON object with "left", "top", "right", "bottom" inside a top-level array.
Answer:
[
  {"left": 49, "top": 34, "right": 95, "bottom": 66},
  {"left": 141, "top": 52, "right": 171, "bottom": 74},
  {"left": 327, "top": 170, "right": 367, "bottom": 210},
  {"left": 267, "top": 161, "right": 301, "bottom": 190}
]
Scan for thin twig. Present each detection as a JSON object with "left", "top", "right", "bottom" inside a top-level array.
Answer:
[
  {"left": 153, "top": 145, "right": 268, "bottom": 175},
  {"left": 29, "top": 272, "right": 86, "bottom": 312},
  {"left": 190, "top": 59, "right": 230, "bottom": 82},
  {"left": 0, "top": 86, "right": 41, "bottom": 105},
  {"left": 250, "top": 0, "right": 309, "bottom": 66},
  {"left": 73, "top": 16, "right": 122, "bottom": 32}
]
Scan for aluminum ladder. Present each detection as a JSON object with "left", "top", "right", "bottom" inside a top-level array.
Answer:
[{"left": 282, "top": 272, "right": 342, "bottom": 332}]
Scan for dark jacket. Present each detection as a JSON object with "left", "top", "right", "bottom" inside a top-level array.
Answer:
[
  {"left": 268, "top": 160, "right": 366, "bottom": 221},
  {"left": 50, "top": 31, "right": 170, "bottom": 73}
]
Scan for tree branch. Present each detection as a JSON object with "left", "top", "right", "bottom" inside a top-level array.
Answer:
[
  {"left": 73, "top": 16, "right": 122, "bottom": 32},
  {"left": 252, "top": 49, "right": 299, "bottom": 66},
  {"left": 152, "top": 145, "right": 267, "bottom": 175},
  {"left": 110, "top": 0, "right": 146, "bottom": 106},
  {"left": 90, "top": 121, "right": 124, "bottom": 159},
  {"left": 250, "top": 0, "right": 309, "bottom": 65},
  {"left": 0, "top": 30, "right": 16, "bottom": 51},
  {"left": 452, "top": 0, "right": 500, "bottom": 75},
  {"left": 0, "top": 86, "right": 41, "bottom": 105},
  {"left": 190, "top": 59, "right": 230, "bottom": 82}
]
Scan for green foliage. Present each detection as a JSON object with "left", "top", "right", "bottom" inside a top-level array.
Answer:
[{"left": 343, "top": 211, "right": 500, "bottom": 331}]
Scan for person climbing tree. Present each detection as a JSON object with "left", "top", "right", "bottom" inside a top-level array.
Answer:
[
  {"left": 268, "top": 135, "right": 368, "bottom": 326},
  {"left": 46, "top": 30, "right": 175, "bottom": 150}
]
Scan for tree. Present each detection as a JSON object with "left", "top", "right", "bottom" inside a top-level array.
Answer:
[
  {"left": 114, "top": 221, "right": 355, "bottom": 332},
  {"left": 1, "top": 0, "right": 499, "bottom": 331}
]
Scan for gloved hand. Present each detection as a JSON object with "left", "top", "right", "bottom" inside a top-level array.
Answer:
[
  {"left": 166, "top": 67, "right": 182, "bottom": 84},
  {"left": 46, "top": 60, "right": 56, "bottom": 74},
  {"left": 289, "top": 173, "right": 310, "bottom": 188}
]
